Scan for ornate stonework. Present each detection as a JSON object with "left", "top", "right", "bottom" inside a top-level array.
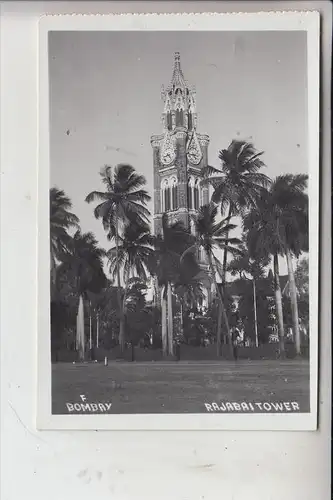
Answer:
[
  {"left": 198, "top": 133, "right": 210, "bottom": 147},
  {"left": 175, "top": 130, "right": 187, "bottom": 139},
  {"left": 150, "top": 133, "right": 164, "bottom": 149},
  {"left": 159, "top": 131, "right": 176, "bottom": 165},
  {"left": 187, "top": 130, "right": 203, "bottom": 165},
  {"left": 151, "top": 52, "right": 210, "bottom": 240}
]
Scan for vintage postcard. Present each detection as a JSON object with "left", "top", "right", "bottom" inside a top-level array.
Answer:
[{"left": 37, "top": 12, "right": 320, "bottom": 430}]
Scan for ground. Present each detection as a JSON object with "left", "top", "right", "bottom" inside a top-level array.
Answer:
[{"left": 52, "top": 359, "right": 310, "bottom": 414}]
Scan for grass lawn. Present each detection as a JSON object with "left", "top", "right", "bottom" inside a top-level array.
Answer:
[{"left": 52, "top": 359, "right": 310, "bottom": 414}]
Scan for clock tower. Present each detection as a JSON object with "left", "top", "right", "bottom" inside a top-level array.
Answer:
[{"left": 151, "top": 52, "right": 210, "bottom": 235}]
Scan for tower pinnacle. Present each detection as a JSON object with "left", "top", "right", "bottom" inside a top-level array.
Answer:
[
  {"left": 160, "top": 52, "right": 198, "bottom": 131},
  {"left": 169, "top": 51, "right": 187, "bottom": 90}
]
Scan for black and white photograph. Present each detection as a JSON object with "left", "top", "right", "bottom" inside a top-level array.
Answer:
[{"left": 37, "top": 13, "right": 320, "bottom": 430}]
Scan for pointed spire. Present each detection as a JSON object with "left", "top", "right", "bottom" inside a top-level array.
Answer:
[
  {"left": 160, "top": 52, "right": 200, "bottom": 131},
  {"left": 173, "top": 52, "right": 182, "bottom": 76},
  {"left": 168, "top": 51, "right": 187, "bottom": 91}
]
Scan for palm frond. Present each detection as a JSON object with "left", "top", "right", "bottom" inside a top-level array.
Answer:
[
  {"left": 85, "top": 191, "right": 110, "bottom": 204},
  {"left": 201, "top": 164, "right": 222, "bottom": 178}
]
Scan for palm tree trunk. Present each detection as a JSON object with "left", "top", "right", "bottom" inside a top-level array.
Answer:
[
  {"left": 161, "top": 286, "right": 168, "bottom": 356},
  {"left": 222, "top": 206, "right": 233, "bottom": 287},
  {"left": 115, "top": 208, "right": 125, "bottom": 354},
  {"left": 50, "top": 252, "right": 57, "bottom": 299},
  {"left": 216, "top": 302, "right": 222, "bottom": 355},
  {"left": 89, "top": 301, "right": 92, "bottom": 350},
  {"left": 285, "top": 249, "right": 301, "bottom": 356},
  {"left": 180, "top": 302, "right": 184, "bottom": 335},
  {"left": 167, "top": 283, "right": 174, "bottom": 356},
  {"left": 96, "top": 312, "right": 99, "bottom": 348},
  {"left": 120, "top": 268, "right": 131, "bottom": 357},
  {"left": 207, "top": 253, "right": 233, "bottom": 358},
  {"left": 119, "top": 317, "right": 125, "bottom": 354},
  {"left": 273, "top": 254, "right": 285, "bottom": 358},
  {"left": 76, "top": 294, "right": 85, "bottom": 362},
  {"left": 253, "top": 279, "right": 259, "bottom": 347}
]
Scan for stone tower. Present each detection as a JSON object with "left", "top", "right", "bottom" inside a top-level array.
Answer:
[{"left": 150, "top": 52, "right": 210, "bottom": 235}]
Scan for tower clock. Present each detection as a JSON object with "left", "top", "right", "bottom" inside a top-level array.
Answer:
[{"left": 150, "top": 52, "right": 210, "bottom": 235}]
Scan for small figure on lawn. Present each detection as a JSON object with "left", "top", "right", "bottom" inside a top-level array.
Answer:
[
  {"left": 175, "top": 339, "right": 181, "bottom": 361},
  {"left": 232, "top": 328, "right": 240, "bottom": 360}
]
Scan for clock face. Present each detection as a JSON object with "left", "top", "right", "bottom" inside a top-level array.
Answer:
[
  {"left": 188, "top": 150, "right": 202, "bottom": 164},
  {"left": 160, "top": 132, "right": 176, "bottom": 165},
  {"left": 187, "top": 132, "right": 202, "bottom": 165},
  {"left": 161, "top": 151, "right": 174, "bottom": 165}
]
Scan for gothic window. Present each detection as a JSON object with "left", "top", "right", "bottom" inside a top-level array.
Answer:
[
  {"left": 187, "top": 180, "right": 192, "bottom": 210},
  {"left": 170, "top": 176, "right": 178, "bottom": 211},
  {"left": 167, "top": 111, "right": 172, "bottom": 130},
  {"left": 173, "top": 184, "right": 178, "bottom": 210},
  {"left": 165, "top": 185, "right": 171, "bottom": 212},
  {"left": 162, "top": 176, "right": 178, "bottom": 213},
  {"left": 161, "top": 179, "right": 168, "bottom": 212},
  {"left": 194, "top": 179, "right": 200, "bottom": 210},
  {"left": 160, "top": 180, "right": 164, "bottom": 212},
  {"left": 175, "top": 109, "right": 183, "bottom": 127},
  {"left": 200, "top": 186, "right": 206, "bottom": 207},
  {"left": 188, "top": 112, "right": 193, "bottom": 130},
  {"left": 187, "top": 177, "right": 194, "bottom": 210}
]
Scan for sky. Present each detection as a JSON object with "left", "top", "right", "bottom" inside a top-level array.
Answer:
[{"left": 49, "top": 30, "right": 308, "bottom": 276}]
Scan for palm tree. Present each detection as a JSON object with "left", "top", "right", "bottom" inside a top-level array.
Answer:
[
  {"left": 95, "top": 282, "right": 120, "bottom": 348},
  {"left": 49, "top": 187, "right": 79, "bottom": 292},
  {"left": 125, "top": 279, "right": 150, "bottom": 361},
  {"left": 151, "top": 214, "right": 192, "bottom": 356},
  {"left": 87, "top": 290, "right": 104, "bottom": 350},
  {"left": 227, "top": 242, "right": 269, "bottom": 347},
  {"left": 85, "top": 164, "right": 151, "bottom": 354},
  {"left": 108, "top": 222, "right": 154, "bottom": 286},
  {"left": 107, "top": 222, "right": 154, "bottom": 346},
  {"left": 293, "top": 257, "right": 309, "bottom": 341},
  {"left": 243, "top": 174, "right": 308, "bottom": 357},
  {"left": 173, "top": 252, "right": 205, "bottom": 336},
  {"left": 243, "top": 195, "right": 285, "bottom": 357},
  {"left": 56, "top": 230, "right": 107, "bottom": 360},
  {"left": 294, "top": 256, "right": 309, "bottom": 297},
  {"left": 182, "top": 203, "right": 242, "bottom": 357},
  {"left": 269, "top": 174, "right": 308, "bottom": 355},
  {"left": 202, "top": 140, "right": 271, "bottom": 286}
]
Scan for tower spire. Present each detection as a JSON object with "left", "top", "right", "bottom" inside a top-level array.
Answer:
[
  {"left": 174, "top": 51, "right": 181, "bottom": 69},
  {"left": 168, "top": 51, "right": 187, "bottom": 91},
  {"left": 151, "top": 52, "right": 210, "bottom": 238}
]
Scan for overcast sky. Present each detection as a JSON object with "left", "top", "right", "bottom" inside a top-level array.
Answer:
[{"left": 49, "top": 30, "right": 308, "bottom": 275}]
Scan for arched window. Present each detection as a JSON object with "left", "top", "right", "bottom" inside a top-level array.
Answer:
[
  {"left": 194, "top": 179, "right": 200, "bottom": 210},
  {"left": 170, "top": 176, "right": 178, "bottom": 211},
  {"left": 175, "top": 109, "right": 183, "bottom": 127},
  {"left": 167, "top": 112, "right": 172, "bottom": 130},
  {"left": 161, "top": 179, "right": 168, "bottom": 212},
  {"left": 187, "top": 177, "right": 194, "bottom": 210},
  {"left": 173, "top": 184, "right": 178, "bottom": 210},
  {"left": 162, "top": 177, "right": 178, "bottom": 213},
  {"left": 165, "top": 184, "right": 171, "bottom": 212},
  {"left": 188, "top": 112, "right": 193, "bottom": 130}
]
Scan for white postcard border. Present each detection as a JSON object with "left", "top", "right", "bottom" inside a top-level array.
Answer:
[{"left": 37, "top": 11, "right": 320, "bottom": 431}]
